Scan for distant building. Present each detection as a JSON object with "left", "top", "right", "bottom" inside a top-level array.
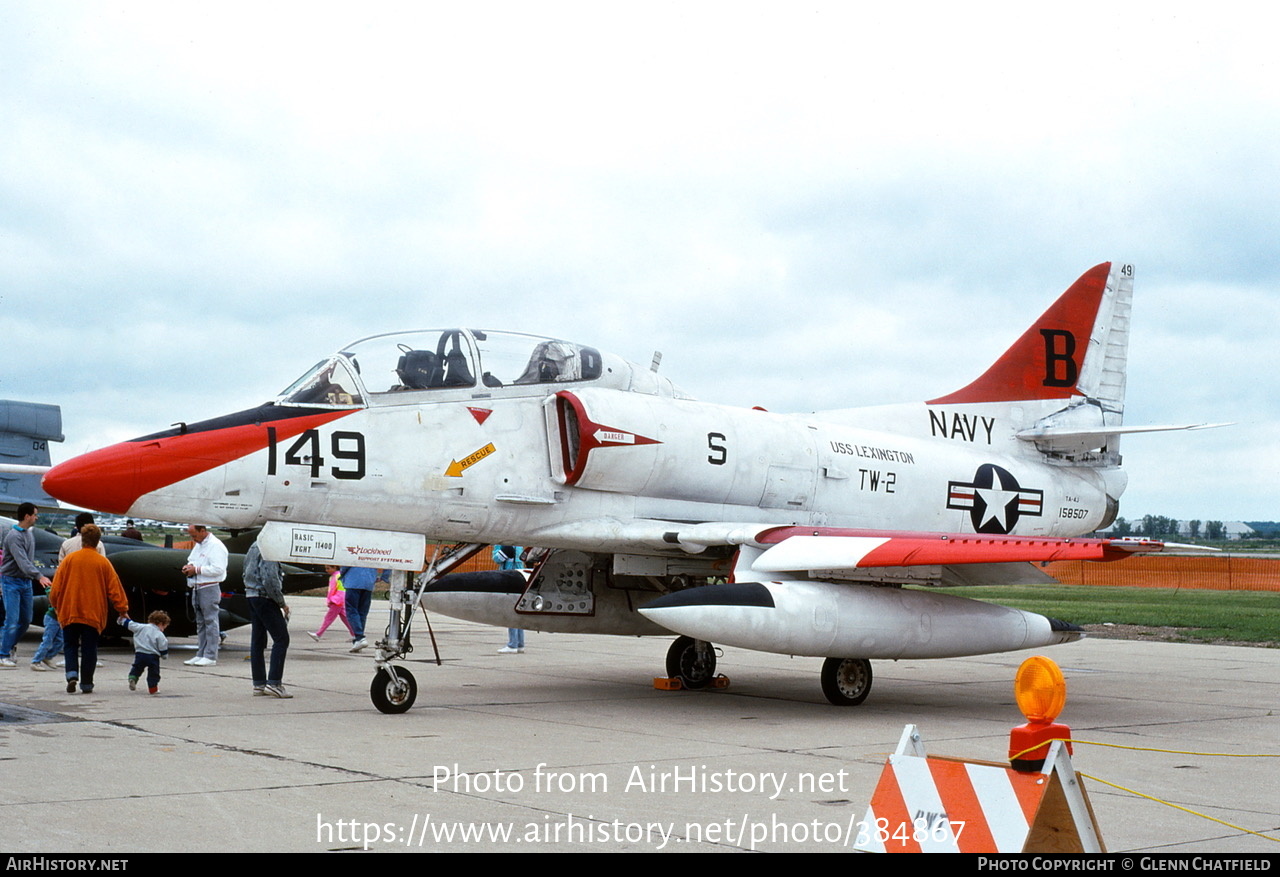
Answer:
[
  {"left": 1174, "top": 521, "right": 1258, "bottom": 540},
  {"left": 1223, "top": 522, "right": 1257, "bottom": 540}
]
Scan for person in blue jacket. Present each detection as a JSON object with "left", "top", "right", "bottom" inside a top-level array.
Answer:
[
  {"left": 340, "top": 565, "right": 389, "bottom": 653},
  {"left": 493, "top": 545, "right": 525, "bottom": 654}
]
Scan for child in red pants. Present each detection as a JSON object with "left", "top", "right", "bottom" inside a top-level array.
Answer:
[{"left": 307, "top": 566, "right": 353, "bottom": 641}]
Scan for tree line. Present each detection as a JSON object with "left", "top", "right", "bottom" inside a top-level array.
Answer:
[{"left": 1108, "top": 516, "right": 1227, "bottom": 540}]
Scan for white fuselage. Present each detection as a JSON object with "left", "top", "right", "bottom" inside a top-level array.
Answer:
[{"left": 130, "top": 388, "right": 1120, "bottom": 552}]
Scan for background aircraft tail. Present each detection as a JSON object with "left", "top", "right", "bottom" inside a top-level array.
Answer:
[{"left": 0, "top": 400, "right": 64, "bottom": 513}]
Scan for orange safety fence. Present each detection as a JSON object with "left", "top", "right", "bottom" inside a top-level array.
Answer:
[
  {"left": 1044, "top": 555, "right": 1280, "bottom": 592},
  {"left": 442, "top": 551, "right": 500, "bottom": 575}
]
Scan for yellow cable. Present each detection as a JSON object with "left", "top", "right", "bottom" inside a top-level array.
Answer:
[
  {"left": 1009, "top": 737, "right": 1280, "bottom": 761},
  {"left": 1078, "top": 772, "right": 1280, "bottom": 844},
  {"left": 1007, "top": 736, "right": 1280, "bottom": 843}
]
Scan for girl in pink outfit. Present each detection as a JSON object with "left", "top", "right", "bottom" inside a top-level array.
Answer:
[{"left": 308, "top": 566, "right": 354, "bottom": 641}]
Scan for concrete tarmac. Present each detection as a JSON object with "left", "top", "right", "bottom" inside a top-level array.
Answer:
[{"left": 1, "top": 596, "right": 1277, "bottom": 853}]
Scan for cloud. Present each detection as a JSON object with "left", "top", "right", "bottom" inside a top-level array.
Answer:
[{"left": 2, "top": 2, "right": 1276, "bottom": 520}]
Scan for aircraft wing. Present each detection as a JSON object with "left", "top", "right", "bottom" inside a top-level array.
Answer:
[
  {"left": 750, "top": 526, "right": 1174, "bottom": 571},
  {"left": 532, "top": 519, "right": 1193, "bottom": 586},
  {"left": 740, "top": 525, "right": 1200, "bottom": 587}
]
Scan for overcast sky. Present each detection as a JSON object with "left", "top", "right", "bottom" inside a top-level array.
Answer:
[{"left": 2, "top": 2, "right": 1276, "bottom": 522}]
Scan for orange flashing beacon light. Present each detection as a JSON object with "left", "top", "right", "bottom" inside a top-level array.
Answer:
[{"left": 1009, "top": 655, "right": 1071, "bottom": 772}]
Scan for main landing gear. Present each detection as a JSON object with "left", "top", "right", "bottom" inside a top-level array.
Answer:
[
  {"left": 661, "top": 637, "right": 875, "bottom": 706},
  {"left": 665, "top": 635, "right": 718, "bottom": 690},
  {"left": 820, "top": 657, "right": 873, "bottom": 706}
]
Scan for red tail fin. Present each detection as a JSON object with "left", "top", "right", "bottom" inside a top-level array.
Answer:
[{"left": 927, "top": 263, "right": 1112, "bottom": 405}]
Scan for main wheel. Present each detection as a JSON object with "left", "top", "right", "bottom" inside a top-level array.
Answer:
[
  {"left": 370, "top": 666, "right": 417, "bottom": 713},
  {"left": 665, "top": 635, "right": 717, "bottom": 690},
  {"left": 821, "top": 657, "right": 872, "bottom": 706}
]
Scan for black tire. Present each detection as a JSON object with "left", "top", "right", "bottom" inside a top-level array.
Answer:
[
  {"left": 665, "top": 635, "right": 716, "bottom": 690},
  {"left": 821, "top": 657, "right": 872, "bottom": 706},
  {"left": 370, "top": 666, "right": 417, "bottom": 713}
]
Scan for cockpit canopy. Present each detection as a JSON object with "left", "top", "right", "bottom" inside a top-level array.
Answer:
[{"left": 278, "top": 329, "right": 606, "bottom": 408}]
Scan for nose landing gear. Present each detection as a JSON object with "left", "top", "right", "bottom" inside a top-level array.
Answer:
[
  {"left": 371, "top": 666, "right": 418, "bottom": 714},
  {"left": 368, "top": 542, "right": 486, "bottom": 714}
]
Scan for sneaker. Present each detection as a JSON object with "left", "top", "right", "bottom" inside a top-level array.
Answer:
[
  {"left": 190, "top": 657, "right": 217, "bottom": 667},
  {"left": 41, "top": 659, "right": 58, "bottom": 669},
  {"left": 183, "top": 657, "right": 201, "bottom": 665},
  {"left": 128, "top": 676, "right": 138, "bottom": 691},
  {"left": 148, "top": 687, "right": 158, "bottom": 695},
  {"left": 0, "top": 658, "right": 15, "bottom": 668},
  {"left": 349, "top": 639, "right": 367, "bottom": 653},
  {"left": 498, "top": 646, "right": 519, "bottom": 654},
  {"left": 66, "top": 679, "right": 77, "bottom": 693},
  {"left": 306, "top": 631, "right": 320, "bottom": 642},
  {"left": 30, "top": 662, "right": 48, "bottom": 672},
  {"left": 252, "top": 686, "right": 266, "bottom": 696},
  {"left": 264, "top": 683, "right": 293, "bottom": 699}
]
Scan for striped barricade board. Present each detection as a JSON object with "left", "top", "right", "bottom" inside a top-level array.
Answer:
[{"left": 853, "top": 725, "right": 1103, "bottom": 853}]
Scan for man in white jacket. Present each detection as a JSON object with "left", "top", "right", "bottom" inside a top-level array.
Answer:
[{"left": 181, "top": 524, "right": 227, "bottom": 667}]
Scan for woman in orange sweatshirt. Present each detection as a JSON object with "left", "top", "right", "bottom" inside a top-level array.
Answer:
[{"left": 49, "top": 525, "right": 129, "bottom": 694}]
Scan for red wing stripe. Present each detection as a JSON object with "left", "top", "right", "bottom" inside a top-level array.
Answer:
[
  {"left": 754, "top": 526, "right": 1165, "bottom": 564},
  {"left": 857, "top": 538, "right": 1111, "bottom": 566}
]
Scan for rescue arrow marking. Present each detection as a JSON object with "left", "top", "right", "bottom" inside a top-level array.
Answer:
[{"left": 445, "top": 442, "right": 496, "bottom": 477}]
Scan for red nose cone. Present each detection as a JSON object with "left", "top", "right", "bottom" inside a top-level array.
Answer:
[
  {"left": 43, "top": 442, "right": 146, "bottom": 514},
  {"left": 43, "top": 406, "right": 357, "bottom": 516}
]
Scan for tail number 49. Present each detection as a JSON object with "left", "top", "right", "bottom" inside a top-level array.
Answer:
[{"left": 267, "top": 427, "right": 366, "bottom": 480}]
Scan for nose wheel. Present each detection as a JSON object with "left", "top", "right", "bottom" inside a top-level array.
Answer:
[{"left": 370, "top": 666, "right": 418, "bottom": 714}]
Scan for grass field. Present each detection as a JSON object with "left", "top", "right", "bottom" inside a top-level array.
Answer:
[{"left": 942, "top": 584, "right": 1280, "bottom": 647}]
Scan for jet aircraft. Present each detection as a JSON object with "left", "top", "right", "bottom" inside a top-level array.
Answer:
[
  {"left": 42, "top": 262, "right": 1208, "bottom": 711},
  {"left": 0, "top": 517, "right": 326, "bottom": 639}
]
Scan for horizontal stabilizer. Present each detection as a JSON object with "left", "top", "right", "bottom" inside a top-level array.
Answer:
[{"left": 1017, "top": 421, "right": 1231, "bottom": 453}]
